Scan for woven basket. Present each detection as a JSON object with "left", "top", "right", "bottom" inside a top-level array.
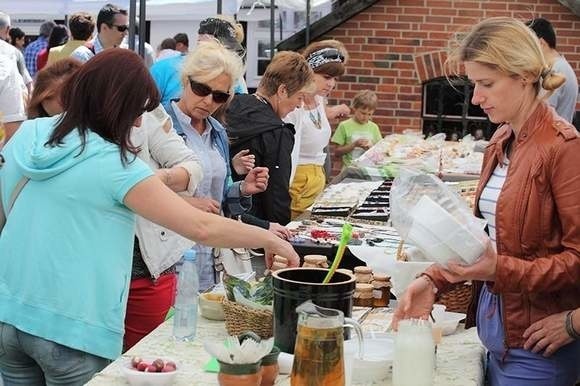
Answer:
[
  {"left": 222, "top": 298, "right": 273, "bottom": 339},
  {"left": 436, "top": 283, "right": 472, "bottom": 313}
]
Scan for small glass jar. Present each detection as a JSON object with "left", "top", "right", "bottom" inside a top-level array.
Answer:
[
  {"left": 353, "top": 283, "right": 374, "bottom": 307},
  {"left": 393, "top": 319, "right": 435, "bottom": 386},
  {"left": 218, "top": 361, "right": 262, "bottom": 386},
  {"left": 371, "top": 273, "right": 391, "bottom": 307},
  {"left": 354, "top": 266, "right": 373, "bottom": 283}
]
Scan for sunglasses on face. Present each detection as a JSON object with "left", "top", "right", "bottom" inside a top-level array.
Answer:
[
  {"left": 111, "top": 24, "right": 129, "bottom": 32},
  {"left": 188, "top": 78, "right": 230, "bottom": 104}
]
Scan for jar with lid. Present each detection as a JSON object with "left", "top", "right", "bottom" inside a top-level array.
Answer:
[
  {"left": 302, "top": 255, "right": 328, "bottom": 269},
  {"left": 371, "top": 273, "right": 391, "bottom": 307},
  {"left": 353, "top": 266, "right": 373, "bottom": 283},
  {"left": 353, "top": 283, "right": 374, "bottom": 307},
  {"left": 393, "top": 319, "right": 435, "bottom": 386}
]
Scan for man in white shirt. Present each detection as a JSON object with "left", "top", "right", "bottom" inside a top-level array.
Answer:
[
  {"left": 0, "top": 39, "right": 27, "bottom": 145},
  {"left": 0, "top": 12, "right": 32, "bottom": 92},
  {"left": 528, "top": 18, "right": 578, "bottom": 124}
]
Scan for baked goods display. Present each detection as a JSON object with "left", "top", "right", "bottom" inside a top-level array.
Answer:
[{"left": 354, "top": 133, "right": 483, "bottom": 176}]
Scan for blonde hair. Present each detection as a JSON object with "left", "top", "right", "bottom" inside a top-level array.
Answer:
[
  {"left": 258, "top": 51, "right": 315, "bottom": 97},
  {"left": 446, "top": 17, "right": 566, "bottom": 97},
  {"left": 352, "top": 90, "right": 378, "bottom": 110},
  {"left": 216, "top": 15, "right": 244, "bottom": 43},
  {"left": 180, "top": 39, "right": 244, "bottom": 94}
]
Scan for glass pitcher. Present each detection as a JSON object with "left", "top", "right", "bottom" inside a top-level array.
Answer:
[{"left": 290, "top": 300, "right": 363, "bottom": 386}]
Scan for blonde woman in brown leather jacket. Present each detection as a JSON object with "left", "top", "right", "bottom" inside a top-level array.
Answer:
[{"left": 393, "top": 17, "right": 580, "bottom": 385}]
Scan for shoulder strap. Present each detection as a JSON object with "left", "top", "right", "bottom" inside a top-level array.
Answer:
[{"left": 0, "top": 177, "right": 30, "bottom": 231}]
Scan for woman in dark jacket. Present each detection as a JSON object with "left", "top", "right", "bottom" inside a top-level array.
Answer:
[{"left": 226, "top": 51, "right": 314, "bottom": 225}]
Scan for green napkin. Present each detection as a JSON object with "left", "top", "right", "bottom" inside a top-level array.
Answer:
[{"left": 204, "top": 357, "right": 220, "bottom": 373}]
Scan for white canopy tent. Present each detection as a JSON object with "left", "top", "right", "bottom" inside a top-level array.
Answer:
[{"left": 0, "top": 0, "right": 331, "bottom": 17}]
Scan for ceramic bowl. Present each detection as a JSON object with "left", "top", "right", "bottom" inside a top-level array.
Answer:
[
  {"left": 121, "top": 357, "right": 178, "bottom": 386},
  {"left": 435, "top": 311, "right": 466, "bottom": 335},
  {"left": 345, "top": 334, "right": 394, "bottom": 383},
  {"left": 199, "top": 292, "right": 225, "bottom": 321}
]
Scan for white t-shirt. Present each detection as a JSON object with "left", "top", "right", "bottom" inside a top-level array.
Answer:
[
  {"left": 0, "top": 40, "right": 27, "bottom": 124},
  {"left": 284, "top": 95, "right": 331, "bottom": 182}
]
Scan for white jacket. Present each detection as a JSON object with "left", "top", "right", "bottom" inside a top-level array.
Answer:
[{"left": 131, "top": 105, "right": 203, "bottom": 278}]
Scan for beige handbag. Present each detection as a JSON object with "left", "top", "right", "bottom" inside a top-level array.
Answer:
[{"left": 212, "top": 247, "right": 256, "bottom": 276}]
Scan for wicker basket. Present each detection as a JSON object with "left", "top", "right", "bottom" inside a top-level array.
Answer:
[
  {"left": 222, "top": 298, "right": 273, "bottom": 339},
  {"left": 436, "top": 283, "right": 473, "bottom": 313}
]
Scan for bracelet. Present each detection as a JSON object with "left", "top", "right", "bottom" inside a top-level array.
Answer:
[
  {"left": 419, "top": 274, "right": 439, "bottom": 295},
  {"left": 239, "top": 181, "right": 251, "bottom": 197},
  {"left": 565, "top": 310, "right": 580, "bottom": 340}
]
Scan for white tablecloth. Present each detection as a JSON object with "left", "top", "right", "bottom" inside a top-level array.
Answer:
[{"left": 86, "top": 310, "right": 485, "bottom": 386}]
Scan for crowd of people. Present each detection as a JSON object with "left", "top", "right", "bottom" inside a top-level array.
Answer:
[{"left": 0, "top": 2, "right": 579, "bottom": 385}]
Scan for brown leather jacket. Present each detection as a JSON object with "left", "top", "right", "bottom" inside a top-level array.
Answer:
[{"left": 426, "top": 102, "right": 580, "bottom": 348}]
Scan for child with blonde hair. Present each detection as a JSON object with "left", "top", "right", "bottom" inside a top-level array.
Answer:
[{"left": 331, "top": 89, "right": 382, "bottom": 168}]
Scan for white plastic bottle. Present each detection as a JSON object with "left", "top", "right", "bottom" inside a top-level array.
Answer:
[
  {"left": 393, "top": 319, "right": 435, "bottom": 386},
  {"left": 173, "top": 249, "right": 199, "bottom": 341}
]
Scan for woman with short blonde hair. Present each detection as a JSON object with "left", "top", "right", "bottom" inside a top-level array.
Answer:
[{"left": 226, "top": 51, "right": 315, "bottom": 226}]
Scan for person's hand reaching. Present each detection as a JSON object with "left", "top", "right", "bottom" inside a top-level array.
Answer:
[
  {"left": 392, "top": 276, "right": 437, "bottom": 330},
  {"left": 232, "top": 149, "right": 255, "bottom": 175}
]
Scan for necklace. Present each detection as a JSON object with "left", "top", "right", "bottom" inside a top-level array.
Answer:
[{"left": 308, "top": 108, "right": 322, "bottom": 130}]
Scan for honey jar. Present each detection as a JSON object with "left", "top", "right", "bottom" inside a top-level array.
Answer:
[
  {"left": 353, "top": 266, "right": 373, "bottom": 283},
  {"left": 353, "top": 283, "right": 374, "bottom": 307}
]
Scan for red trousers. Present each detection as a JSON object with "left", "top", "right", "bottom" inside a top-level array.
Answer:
[{"left": 123, "top": 273, "right": 177, "bottom": 351}]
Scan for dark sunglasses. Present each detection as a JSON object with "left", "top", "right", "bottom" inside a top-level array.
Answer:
[
  {"left": 111, "top": 24, "right": 129, "bottom": 32},
  {"left": 188, "top": 78, "right": 230, "bottom": 104}
]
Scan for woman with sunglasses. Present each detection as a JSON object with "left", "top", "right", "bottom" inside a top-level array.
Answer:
[
  {"left": 226, "top": 52, "right": 315, "bottom": 227},
  {"left": 0, "top": 48, "right": 298, "bottom": 384},
  {"left": 285, "top": 40, "right": 350, "bottom": 219},
  {"left": 162, "top": 40, "right": 295, "bottom": 293}
]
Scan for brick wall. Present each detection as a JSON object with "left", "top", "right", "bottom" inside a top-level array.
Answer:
[{"left": 320, "top": 0, "right": 580, "bottom": 175}]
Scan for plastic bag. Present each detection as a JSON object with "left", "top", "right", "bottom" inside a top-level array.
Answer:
[{"left": 389, "top": 169, "right": 489, "bottom": 266}]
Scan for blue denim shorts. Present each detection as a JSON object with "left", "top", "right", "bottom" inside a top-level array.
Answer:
[{"left": 0, "top": 322, "right": 110, "bottom": 386}]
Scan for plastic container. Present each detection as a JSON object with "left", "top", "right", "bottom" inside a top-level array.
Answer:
[
  {"left": 173, "top": 249, "right": 199, "bottom": 341},
  {"left": 409, "top": 195, "right": 486, "bottom": 265},
  {"left": 272, "top": 268, "right": 356, "bottom": 354},
  {"left": 393, "top": 320, "right": 434, "bottom": 386}
]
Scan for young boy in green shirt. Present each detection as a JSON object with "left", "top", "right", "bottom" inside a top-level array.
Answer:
[{"left": 331, "top": 90, "right": 382, "bottom": 168}]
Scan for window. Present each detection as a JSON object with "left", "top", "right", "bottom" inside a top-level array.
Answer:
[
  {"left": 257, "top": 39, "right": 278, "bottom": 76},
  {"left": 422, "top": 76, "right": 497, "bottom": 140}
]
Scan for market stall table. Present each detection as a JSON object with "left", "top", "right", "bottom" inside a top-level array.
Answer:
[{"left": 87, "top": 309, "right": 485, "bottom": 386}]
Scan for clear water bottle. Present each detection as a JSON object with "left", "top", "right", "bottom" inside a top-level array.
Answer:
[{"left": 173, "top": 249, "right": 199, "bottom": 341}]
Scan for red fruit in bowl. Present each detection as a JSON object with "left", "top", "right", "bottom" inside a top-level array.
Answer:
[
  {"left": 161, "top": 364, "right": 176, "bottom": 372},
  {"left": 166, "top": 361, "right": 177, "bottom": 369},
  {"left": 153, "top": 358, "right": 165, "bottom": 371},
  {"left": 136, "top": 362, "right": 149, "bottom": 372},
  {"left": 131, "top": 356, "right": 143, "bottom": 369},
  {"left": 145, "top": 364, "right": 158, "bottom": 373}
]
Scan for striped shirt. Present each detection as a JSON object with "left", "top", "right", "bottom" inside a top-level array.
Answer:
[{"left": 478, "top": 159, "right": 509, "bottom": 248}]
